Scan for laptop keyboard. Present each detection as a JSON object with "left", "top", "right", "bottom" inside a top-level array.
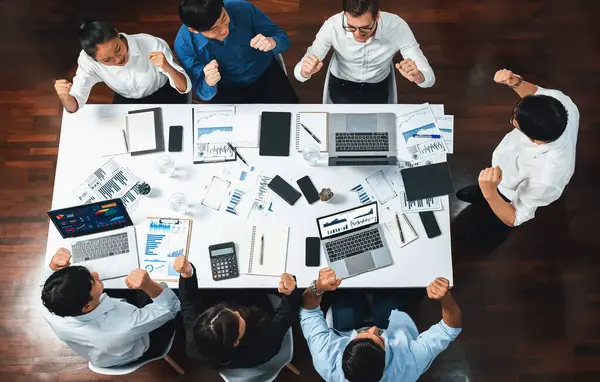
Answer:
[
  {"left": 335, "top": 133, "right": 390, "bottom": 152},
  {"left": 325, "top": 228, "right": 384, "bottom": 263},
  {"left": 72, "top": 233, "right": 129, "bottom": 263}
]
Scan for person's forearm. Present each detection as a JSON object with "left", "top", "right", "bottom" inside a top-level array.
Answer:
[
  {"left": 485, "top": 192, "right": 516, "bottom": 227},
  {"left": 142, "top": 280, "right": 165, "bottom": 299},
  {"left": 512, "top": 80, "right": 538, "bottom": 99},
  {"left": 440, "top": 292, "right": 462, "bottom": 328},
  {"left": 302, "top": 289, "right": 322, "bottom": 310},
  {"left": 60, "top": 95, "right": 79, "bottom": 113},
  {"left": 165, "top": 66, "right": 188, "bottom": 92}
]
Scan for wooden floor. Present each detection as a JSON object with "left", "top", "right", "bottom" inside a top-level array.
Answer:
[{"left": 1, "top": 0, "right": 600, "bottom": 381}]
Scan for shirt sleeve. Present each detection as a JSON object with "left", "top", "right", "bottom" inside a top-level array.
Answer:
[
  {"left": 178, "top": 264, "right": 203, "bottom": 330},
  {"left": 248, "top": 2, "right": 290, "bottom": 54},
  {"left": 69, "top": 55, "right": 102, "bottom": 110},
  {"left": 263, "top": 287, "right": 303, "bottom": 356},
  {"left": 512, "top": 179, "right": 562, "bottom": 226},
  {"left": 293, "top": 19, "right": 333, "bottom": 82},
  {"left": 409, "top": 319, "right": 462, "bottom": 376},
  {"left": 125, "top": 287, "right": 181, "bottom": 336},
  {"left": 299, "top": 307, "right": 335, "bottom": 380},
  {"left": 395, "top": 18, "right": 435, "bottom": 88},
  {"left": 174, "top": 30, "right": 217, "bottom": 101},
  {"left": 154, "top": 37, "right": 192, "bottom": 94}
]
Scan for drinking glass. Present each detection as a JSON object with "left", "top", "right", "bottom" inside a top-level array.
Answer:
[
  {"left": 302, "top": 144, "right": 320, "bottom": 165},
  {"left": 156, "top": 155, "right": 175, "bottom": 177},
  {"left": 169, "top": 193, "right": 189, "bottom": 214}
]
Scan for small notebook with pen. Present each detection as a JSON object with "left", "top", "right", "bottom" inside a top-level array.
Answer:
[
  {"left": 237, "top": 223, "right": 289, "bottom": 276},
  {"left": 295, "top": 112, "right": 328, "bottom": 152},
  {"left": 384, "top": 213, "right": 418, "bottom": 248}
]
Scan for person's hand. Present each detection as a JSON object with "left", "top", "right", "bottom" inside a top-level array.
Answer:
[
  {"left": 300, "top": 54, "right": 324, "bottom": 79},
  {"left": 426, "top": 277, "right": 450, "bottom": 300},
  {"left": 395, "top": 59, "right": 424, "bottom": 84},
  {"left": 478, "top": 166, "right": 503, "bottom": 199},
  {"left": 173, "top": 255, "right": 193, "bottom": 278},
  {"left": 250, "top": 34, "right": 277, "bottom": 52},
  {"left": 54, "top": 79, "right": 72, "bottom": 99},
  {"left": 316, "top": 267, "right": 342, "bottom": 293},
  {"left": 494, "top": 69, "right": 520, "bottom": 87},
  {"left": 125, "top": 269, "right": 151, "bottom": 290},
  {"left": 148, "top": 52, "right": 171, "bottom": 71},
  {"left": 203, "top": 60, "right": 221, "bottom": 87},
  {"left": 278, "top": 273, "right": 296, "bottom": 295},
  {"left": 50, "top": 248, "right": 71, "bottom": 271}
]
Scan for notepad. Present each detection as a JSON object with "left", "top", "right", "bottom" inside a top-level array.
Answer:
[
  {"left": 99, "top": 111, "right": 157, "bottom": 156},
  {"left": 237, "top": 223, "right": 289, "bottom": 276},
  {"left": 384, "top": 213, "right": 419, "bottom": 248},
  {"left": 232, "top": 114, "right": 261, "bottom": 148},
  {"left": 295, "top": 112, "right": 328, "bottom": 152}
]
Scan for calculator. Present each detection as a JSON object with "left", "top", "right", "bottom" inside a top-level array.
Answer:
[{"left": 209, "top": 242, "right": 239, "bottom": 281}]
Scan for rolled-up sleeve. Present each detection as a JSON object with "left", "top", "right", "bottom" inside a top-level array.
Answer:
[
  {"left": 69, "top": 55, "right": 102, "bottom": 110},
  {"left": 155, "top": 37, "right": 191, "bottom": 94},
  {"left": 396, "top": 18, "right": 435, "bottom": 88},
  {"left": 409, "top": 319, "right": 461, "bottom": 375},
  {"left": 126, "top": 288, "right": 181, "bottom": 335},
  {"left": 293, "top": 19, "right": 333, "bottom": 83},
  {"left": 299, "top": 307, "right": 335, "bottom": 379}
]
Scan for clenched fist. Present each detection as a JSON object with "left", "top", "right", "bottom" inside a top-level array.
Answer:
[
  {"left": 395, "top": 59, "right": 424, "bottom": 84},
  {"left": 494, "top": 69, "right": 520, "bottom": 87},
  {"left": 50, "top": 247, "right": 71, "bottom": 271},
  {"left": 125, "top": 269, "right": 151, "bottom": 290},
  {"left": 426, "top": 277, "right": 450, "bottom": 300},
  {"left": 203, "top": 59, "right": 221, "bottom": 87},
  {"left": 250, "top": 34, "right": 276, "bottom": 52},
  {"left": 148, "top": 51, "right": 171, "bottom": 71},
  {"left": 54, "top": 79, "right": 72, "bottom": 99},
  {"left": 478, "top": 166, "right": 503, "bottom": 199},
  {"left": 300, "top": 54, "right": 324, "bottom": 79},
  {"left": 173, "top": 255, "right": 193, "bottom": 278},
  {"left": 278, "top": 273, "right": 296, "bottom": 295},
  {"left": 316, "top": 267, "right": 342, "bottom": 293}
]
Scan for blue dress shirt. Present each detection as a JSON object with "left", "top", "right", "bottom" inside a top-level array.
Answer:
[
  {"left": 174, "top": 0, "right": 290, "bottom": 100},
  {"left": 300, "top": 307, "right": 462, "bottom": 381}
]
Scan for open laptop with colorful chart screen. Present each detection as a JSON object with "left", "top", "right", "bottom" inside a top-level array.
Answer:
[{"left": 48, "top": 199, "right": 139, "bottom": 280}]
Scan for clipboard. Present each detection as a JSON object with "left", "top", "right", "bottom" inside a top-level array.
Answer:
[{"left": 143, "top": 217, "right": 193, "bottom": 281}]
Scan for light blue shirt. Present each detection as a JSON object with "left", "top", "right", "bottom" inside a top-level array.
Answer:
[
  {"left": 43, "top": 290, "right": 181, "bottom": 367},
  {"left": 300, "top": 307, "right": 461, "bottom": 381}
]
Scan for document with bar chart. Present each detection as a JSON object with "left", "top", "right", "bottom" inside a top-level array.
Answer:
[
  {"left": 142, "top": 218, "right": 193, "bottom": 281},
  {"left": 396, "top": 104, "right": 448, "bottom": 162},
  {"left": 72, "top": 157, "right": 144, "bottom": 211}
]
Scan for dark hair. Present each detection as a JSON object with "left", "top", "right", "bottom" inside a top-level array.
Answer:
[
  {"left": 342, "top": 0, "right": 380, "bottom": 18},
  {"left": 41, "top": 266, "right": 94, "bottom": 317},
  {"left": 179, "top": 0, "right": 225, "bottom": 32},
  {"left": 78, "top": 20, "right": 119, "bottom": 59},
  {"left": 514, "top": 95, "right": 568, "bottom": 142},
  {"left": 192, "top": 303, "right": 269, "bottom": 366},
  {"left": 342, "top": 338, "right": 386, "bottom": 382}
]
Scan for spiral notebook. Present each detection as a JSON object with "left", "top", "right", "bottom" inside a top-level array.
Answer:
[
  {"left": 295, "top": 112, "right": 328, "bottom": 152},
  {"left": 237, "top": 223, "right": 289, "bottom": 276}
]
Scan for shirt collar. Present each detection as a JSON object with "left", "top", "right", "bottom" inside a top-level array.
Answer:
[
  {"left": 76, "top": 293, "right": 116, "bottom": 322},
  {"left": 121, "top": 33, "right": 140, "bottom": 58}
]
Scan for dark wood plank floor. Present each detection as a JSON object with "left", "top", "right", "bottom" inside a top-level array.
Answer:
[{"left": 1, "top": 0, "right": 599, "bottom": 381}]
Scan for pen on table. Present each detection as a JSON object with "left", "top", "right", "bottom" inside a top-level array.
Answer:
[
  {"left": 227, "top": 142, "right": 248, "bottom": 166},
  {"left": 403, "top": 213, "right": 417, "bottom": 236},
  {"left": 259, "top": 234, "right": 265, "bottom": 265},
  {"left": 395, "top": 213, "right": 405, "bottom": 243},
  {"left": 122, "top": 130, "right": 129, "bottom": 152},
  {"left": 300, "top": 123, "right": 322, "bottom": 144},
  {"left": 412, "top": 134, "right": 441, "bottom": 139}
]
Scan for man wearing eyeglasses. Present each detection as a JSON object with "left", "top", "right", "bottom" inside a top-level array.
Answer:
[
  {"left": 293, "top": 0, "right": 434, "bottom": 103},
  {"left": 456, "top": 69, "right": 580, "bottom": 228}
]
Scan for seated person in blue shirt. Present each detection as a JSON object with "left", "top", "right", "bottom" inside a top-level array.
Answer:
[
  {"left": 41, "top": 248, "right": 181, "bottom": 368},
  {"left": 301, "top": 268, "right": 462, "bottom": 382},
  {"left": 175, "top": 0, "right": 299, "bottom": 103}
]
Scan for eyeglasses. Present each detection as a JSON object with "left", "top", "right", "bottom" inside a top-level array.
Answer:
[
  {"left": 342, "top": 13, "right": 377, "bottom": 35},
  {"left": 357, "top": 327, "right": 383, "bottom": 336}
]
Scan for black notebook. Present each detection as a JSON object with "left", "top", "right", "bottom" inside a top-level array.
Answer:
[
  {"left": 400, "top": 162, "right": 455, "bottom": 201},
  {"left": 259, "top": 112, "right": 292, "bottom": 156}
]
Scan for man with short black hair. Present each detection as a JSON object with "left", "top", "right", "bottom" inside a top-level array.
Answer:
[
  {"left": 300, "top": 269, "right": 462, "bottom": 381},
  {"left": 175, "top": 0, "right": 298, "bottom": 103},
  {"left": 456, "top": 69, "right": 580, "bottom": 227},
  {"left": 41, "top": 248, "right": 180, "bottom": 368},
  {"left": 294, "top": 0, "right": 434, "bottom": 103}
]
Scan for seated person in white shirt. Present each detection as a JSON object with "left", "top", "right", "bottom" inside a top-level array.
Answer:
[
  {"left": 294, "top": 0, "right": 434, "bottom": 104},
  {"left": 300, "top": 268, "right": 462, "bottom": 382},
  {"left": 456, "top": 69, "right": 580, "bottom": 227},
  {"left": 53, "top": 21, "right": 192, "bottom": 113},
  {"left": 41, "top": 248, "right": 181, "bottom": 368}
]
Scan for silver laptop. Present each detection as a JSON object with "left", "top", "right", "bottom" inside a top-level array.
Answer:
[
  {"left": 316, "top": 202, "right": 393, "bottom": 278},
  {"left": 328, "top": 113, "right": 398, "bottom": 166},
  {"left": 48, "top": 198, "right": 139, "bottom": 280}
]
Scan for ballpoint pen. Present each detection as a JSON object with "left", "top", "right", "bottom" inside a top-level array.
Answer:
[
  {"left": 227, "top": 142, "right": 249, "bottom": 166},
  {"left": 395, "top": 213, "right": 405, "bottom": 243},
  {"left": 122, "top": 130, "right": 129, "bottom": 152},
  {"left": 260, "top": 234, "right": 265, "bottom": 265},
  {"left": 300, "top": 123, "right": 322, "bottom": 144},
  {"left": 412, "top": 134, "right": 441, "bottom": 139},
  {"left": 402, "top": 213, "right": 417, "bottom": 236}
]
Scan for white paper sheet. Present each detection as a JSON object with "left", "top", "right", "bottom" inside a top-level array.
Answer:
[
  {"left": 126, "top": 112, "right": 157, "bottom": 153},
  {"left": 232, "top": 114, "right": 261, "bottom": 148},
  {"left": 435, "top": 115, "right": 454, "bottom": 154},
  {"left": 396, "top": 104, "right": 448, "bottom": 162}
]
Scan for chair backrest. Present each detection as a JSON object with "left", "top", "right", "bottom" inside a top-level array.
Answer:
[
  {"left": 88, "top": 330, "right": 176, "bottom": 376},
  {"left": 219, "top": 328, "right": 294, "bottom": 382},
  {"left": 274, "top": 53, "right": 288, "bottom": 76}
]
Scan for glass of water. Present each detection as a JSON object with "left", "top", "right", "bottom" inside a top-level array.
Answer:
[
  {"left": 169, "top": 193, "right": 189, "bottom": 214},
  {"left": 156, "top": 155, "right": 175, "bottom": 177},
  {"left": 302, "top": 144, "right": 320, "bottom": 165}
]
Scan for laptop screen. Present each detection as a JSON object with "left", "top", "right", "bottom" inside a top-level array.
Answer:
[
  {"left": 317, "top": 202, "right": 379, "bottom": 240},
  {"left": 48, "top": 199, "right": 132, "bottom": 239}
]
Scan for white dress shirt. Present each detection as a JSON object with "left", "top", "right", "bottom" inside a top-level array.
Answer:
[
  {"left": 294, "top": 11, "right": 434, "bottom": 87},
  {"left": 43, "top": 290, "right": 181, "bottom": 367},
  {"left": 69, "top": 33, "right": 191, "bottom": 109},
  {"left": 492, "top": 86, "right": 580, "bottom": 226}
]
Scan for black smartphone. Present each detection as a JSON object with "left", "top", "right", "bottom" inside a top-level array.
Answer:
[
  {"left": 306, "top": 237, "right": 321, "bottom": 266},
  {"left": 419, "top": 211, "right": 442, "bottom": 238},
  {"left": 168, "top": 125, "right": 183, "bottom": 152},
  {"left": 296, "top": 176, "right": 320, "bottom": 204},
  {"left": 268, "top": 176, "right": 301, "bottom": 205}
]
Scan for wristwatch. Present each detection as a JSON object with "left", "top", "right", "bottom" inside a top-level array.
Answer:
[
  {"left": 309, "top": 280, "right": 324, "bottom": 296},
  {"left": 511, "top": 74, "right": 523, "bottom": 89}
]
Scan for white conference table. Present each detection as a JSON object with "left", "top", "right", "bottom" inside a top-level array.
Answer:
[{"left": 44, "top": 103, "right": 452, "bottom": 289}]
